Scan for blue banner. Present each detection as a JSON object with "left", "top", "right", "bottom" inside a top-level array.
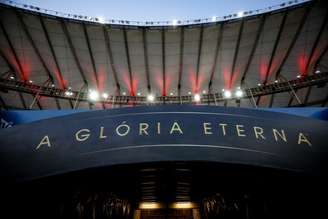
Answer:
[{"left": 0, "top": 106, "right": 327, "bottom": 181}]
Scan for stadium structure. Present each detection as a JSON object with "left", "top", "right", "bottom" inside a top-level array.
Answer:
[{"left": 0, "top": 0, "right": 328, "bottom": 218}]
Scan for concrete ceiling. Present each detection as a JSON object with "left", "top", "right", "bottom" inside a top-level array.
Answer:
[{"left": 0, "top": 0, "right": 327, "bottom": 109}]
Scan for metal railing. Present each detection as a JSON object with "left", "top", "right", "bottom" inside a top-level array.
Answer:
[{"left": 1, "top": 71, "right": 327, "bottom": 106}]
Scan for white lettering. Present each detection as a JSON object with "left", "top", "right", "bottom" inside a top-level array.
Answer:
[
  {"left": 219, "top": 123, "right": 227, "bottom": 136},
  {"left": 254, "top": 126, "right": 265, "bottom": 140},
  {"left": 139, "top": 123, "right": 149, "bottom": 135},
  {"left": 170, "top": 122, "right": 183, "bottom": 134},
  {"left": 36, "top": 135, "right": 51, "bottom": 150},
  {"left": 298, "top": 132, "right": 312, "bottom": 146},
  {"left": 75, "top": 129, "right": 90, "bottom": 141},
  {"left": 236, "top": 125, "right": 246, "bottom": 137},
  {"left": 203, "top": 122, "right": 213, "bottom": 135},
  {"left": 273, "top": 129, "right": 287, "bottom": 142}
]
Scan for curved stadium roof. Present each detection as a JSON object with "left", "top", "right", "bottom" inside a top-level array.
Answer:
[{"left": 0, "top": 0, "right": 327, "bottom": 109}]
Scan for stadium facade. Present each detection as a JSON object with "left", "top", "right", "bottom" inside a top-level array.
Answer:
[{"left": 0, "top": 0, "right": 328, "bottom": 218}]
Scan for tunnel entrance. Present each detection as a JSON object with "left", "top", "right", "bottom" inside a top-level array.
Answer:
[{"left": 1, "top": 162, "right": 326, "bottom": 219}]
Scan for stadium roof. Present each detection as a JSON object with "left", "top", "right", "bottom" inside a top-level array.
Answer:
[{"left": 0, "top": 0, "right": 327, "bottom": 109}]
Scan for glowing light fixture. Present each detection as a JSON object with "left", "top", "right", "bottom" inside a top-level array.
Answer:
[
  {"left": 172, "top": 19, "right": 178, "bottom": 26},
  {"left": 170, "top": 92, "right": 174, "bottom": 96},
  {"left": 223, "top": 90, "right": 232, "bottom": 98},
  {"left": 315, "top": 70, "right": 321, "bottom": 74},
  {"left": 122, "top": 92, "right": 126, "bottom": 96},
  {"left": 29, "top": 80, "right": 33, "bottom": 83},
  {"left": 297, "top": 75, "right": 301, "bottom": 78},
  {"left": 102, "top": 92, "right": 109, "bottom": 99},
  {"left": 188, "top": 91, "right": 192, "bottom": 95},
  {"left": 194, "top": 93, "right": 201, "bottom": 102},
  {"left": 235, "top": 89, "right": 243, "bottom": 98},
  {"left": 97, "top": 16, "right": 105, "bottom": 24},
  {"left": 139, "top": 202, "right": 161, "bottom": 209},
  {"left": 137, "top": 92, "right": 141, "bottom": 96},
  {"left": 171, "top": 202, "right": 196, "bottom": 209},
  {"left": 9, "top": 76, "right": 15, "bottom": 80},
  {"left": 64, "top": 90, "right": 73, "bottom": 96},
  {"left": 237, "top": 11, "right": 244, "bottom": 17},
  {"left": 88, "top": 89, "right": 99, "bottom": 101},
  {"left": 147, "top": 94, "right": 155, "bottom": 102},
  {"left": 202, "top": 90, "right": 207, "bottom": 94}
]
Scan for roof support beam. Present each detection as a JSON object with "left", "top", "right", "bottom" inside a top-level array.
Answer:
[
  {"left": 240, "top": 15, "right": 266, "bottom": 87},
  {"left": 103, "top": 26, "right": 120, "bottom": 95},
  {"left": 0, "top": 20, "right": 27, "bottom": 81},
  {"left": 208, "top": 23, "right": 223, "bottom": 94},
  {"left": 269, "top": 4, "right": 312, "bottom": 107},
  {"left": 177, "top": 27, "right": 184, "bottom": 97},
  {"left": 123, "top": 28, "right": 134, "bottom": 96},
  {"left": 142, "top": 28, "right": 151, "bottom": 94},
  {"left": 274, "top": 4, "right": 312, "bottom": 79},
  {"left": 305, "top": 9, "right": 328, "bottom": 75},
  {"left": 314, "top": 42, "right": 328, "bottom": 71},
  {"left": 60, "top": 20, "right": 91, "bottom": 109},
  {"left": 83, "top": 23, "right": 105, "bottom": 109},
  {"left": 288, "top": 9, "right": 328, "bottom": 106},
  {"left": 195, "top": 26, "right": 204, "bottom": 93},
  {"left": 82, "top": 24, "right": 99, "bottom": 87},
  {"left": 0, "top": 51, "right": 27, "bottom": 109},
  {"left": 230, "top": 21, "right": 244, "bottom": 88},
  {"left": 264, "top": 12, "right": 288, "bottom": 85},
  {"left": 39, "top": 15, "right": 72, "bottom": 109},
  {"left": 61, "top": 21, "right": 88, "bottom": 84},
  {"left": 299, "top": 8, "right": 328, "bottom": 106},
  {"left": 257, "top": 11, "right": 288, "bottom": 106},
  {"left": 0, "top": 19, "right": 35, "bottom": 109},
  {"left": 16, "top": 12, "right": 54, "bottom": 82},
  {"left": 161, "top": 28, "right": 166, "bottom": 99},
  {"left": 226, "top": 20, "right": 244, "bottom": 107},
  {"left": 16, "top": 11, "right": 61, "bottom": 110}
]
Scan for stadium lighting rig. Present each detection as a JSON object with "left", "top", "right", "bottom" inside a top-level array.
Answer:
[{"left": 1, "top": 71, "right": 327, "bottom": 106}]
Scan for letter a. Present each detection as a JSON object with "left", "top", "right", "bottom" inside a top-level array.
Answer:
[
  {"left": 298, "top": 133, "right": 312, "bottom": 147},
  {"left": 36, "top": 135, "right": 51, "bottom": 150},
  {"left": 170, "top": 122, "right": 183, "bottom": 134}
]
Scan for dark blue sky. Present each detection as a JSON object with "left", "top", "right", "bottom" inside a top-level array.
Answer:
[{"left": 16, "top": 0, "right": 286, "bottom": 21}]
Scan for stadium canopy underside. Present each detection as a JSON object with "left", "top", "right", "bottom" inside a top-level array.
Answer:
[{"left": 0, "top": 0, "right": 328, "bottom": 110}]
